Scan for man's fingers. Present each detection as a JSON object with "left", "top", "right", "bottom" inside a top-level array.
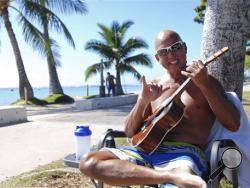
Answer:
[
  {"left": 141, "top": 75, "right": 147, "bottom": 87},
  {"left": 181, "top": 70, "right": 192, "bottom": 78}
]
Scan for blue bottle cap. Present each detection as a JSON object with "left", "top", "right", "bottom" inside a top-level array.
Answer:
[{"left": 74, "top": 125, "right": 92, "bottom": 136}]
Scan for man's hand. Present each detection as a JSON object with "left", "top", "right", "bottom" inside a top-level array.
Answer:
[
  {"left": 139, "top": 76, "right": 163, "bottom": 104},
  {"left": 181, "top": 59, "right": 209, "bottom": 87}
]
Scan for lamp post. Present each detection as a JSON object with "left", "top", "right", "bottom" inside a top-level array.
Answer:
[{"left": 99, "top": 59, "right": 105, "bottom": 97}]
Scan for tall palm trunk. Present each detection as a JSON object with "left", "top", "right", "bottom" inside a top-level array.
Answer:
[
  {"left": 2, "top": 8, "right": 34, "bottom": 100},
  {"left": 115, "top": 63, "right": 124, "bottom": 95},
  {"left": 201, "top": 0, "right": 250, "bottom": 99},
  {"left": 43, "top": 24, "right": 64, "bottom": 95}
]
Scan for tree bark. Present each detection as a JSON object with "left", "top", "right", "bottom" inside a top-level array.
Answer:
[
  {"left": 47, "top": 56, "right": 64, "bottom": 95},
  {"left": 115, "top": 63, "right": 124, "bottom": 95},
  {"left": 201, "top": 0, "right": 250, "bottom": 99},
  {"left": 43, "top": 25, "right": 64, "bottom": 95},
  {"left": 2, "top": 8, "right": 34, "bottom": 100}
]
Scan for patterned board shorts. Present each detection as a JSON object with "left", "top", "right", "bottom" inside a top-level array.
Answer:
[{"left": 102, "top": 141, "right": 208, "bottom": 188}]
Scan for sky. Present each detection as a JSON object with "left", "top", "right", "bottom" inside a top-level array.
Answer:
[{"left": 0, "top": 0, "right": 203, "bottom": 88}]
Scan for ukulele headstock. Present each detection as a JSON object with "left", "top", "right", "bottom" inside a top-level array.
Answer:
[{"left": 204, "top": 47, "right": 229, "bottom": 66}]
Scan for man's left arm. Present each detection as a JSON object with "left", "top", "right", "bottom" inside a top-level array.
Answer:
[
  {"left": 199, "top": 76, "right": 240, "bottom": 131},
  {"left": 182, "top": 60, "right": 240, "bottom": 132}
]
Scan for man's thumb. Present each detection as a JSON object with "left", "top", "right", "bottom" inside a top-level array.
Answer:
[{"left": 141, "top": 75, "right": 147, "bottom": 86}]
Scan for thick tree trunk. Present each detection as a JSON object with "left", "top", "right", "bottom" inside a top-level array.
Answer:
[
  {"left": 43, "top": 26, "right": 64, "bottom": 95},
  {"left": 201, "top": 0, "right": 250, "bottom": 99},
  {"left": 115, "top": 63, "right": 124, "bottom": 95},
  {"left": 2, "top": 8, "right": 34, "bottom": 100},
  {"left": 47, "top": 57, "right": 64, "bottom": 94}
]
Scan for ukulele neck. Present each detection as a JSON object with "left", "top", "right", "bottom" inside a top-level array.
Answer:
[{"left": 160, "top": 47, "right": 229, "bottom": 108}]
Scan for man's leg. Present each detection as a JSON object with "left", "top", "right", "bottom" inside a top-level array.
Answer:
[
  {"left": 159, "top": 166, "right": 207, "bottom": 188},
  {"left": 79, "top": 151, "right": 207, "bottom": 188},
  {"left": 107, "top": 87, "right": 111, "bottom": 96},
  {"left": 111, "top": 86, "right": 115, "bottom": 96}
]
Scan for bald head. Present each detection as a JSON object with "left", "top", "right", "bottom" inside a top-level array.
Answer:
[{"left": 155, "top": 30, "right": 182, "bottom": 50}]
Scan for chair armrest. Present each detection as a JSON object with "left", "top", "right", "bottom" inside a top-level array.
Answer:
[
  {"left": 97, "top": 129, "right": 157, "bottom": 188},
  {"left": 98, "top": 129, "right": 127, "bottom": 149},
  {"left": 210, "top": 139, "right": 239, "bottom": 188},
  {"left": 96, "top": 129, "right": 130, "bottom": 188}
]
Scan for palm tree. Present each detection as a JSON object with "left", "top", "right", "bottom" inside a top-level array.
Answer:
[
  {"left": 21, "top": 0, "right": 87, "bottom": 95},
  {"left": 0, "top": 0, "right": 34, "bottom": 100},
  {"left": 84, "top": 20, "right": 152, "bottom": 95}
]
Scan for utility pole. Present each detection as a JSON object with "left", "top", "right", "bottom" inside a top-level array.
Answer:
[{"left": 99, "top": 59, "right": 105, "bottom": 97}]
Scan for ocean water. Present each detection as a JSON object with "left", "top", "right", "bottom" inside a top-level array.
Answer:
[{"left": 0, "top": 85, "right": 141, "bottom": 106}]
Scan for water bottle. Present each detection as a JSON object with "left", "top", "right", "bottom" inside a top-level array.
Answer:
[{"left": 74, "top": 125, "right": 92, "bottom": 160}]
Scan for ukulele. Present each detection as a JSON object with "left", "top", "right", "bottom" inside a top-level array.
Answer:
[{"left": 131, "top": 47, "right": 229, "bottom": 154}]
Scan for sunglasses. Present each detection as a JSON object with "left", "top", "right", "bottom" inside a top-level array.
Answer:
[{"left": 156, "top": 41, "right": 185, "bottom": 56}]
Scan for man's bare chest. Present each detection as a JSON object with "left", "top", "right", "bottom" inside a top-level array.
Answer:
[{"left": 151, "top": 83, "right": 210, "bottom": 115}]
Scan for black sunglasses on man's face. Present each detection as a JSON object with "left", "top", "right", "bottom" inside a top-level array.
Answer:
[{"left": 156, "top": 41, "right": 185, "bottom": 56}]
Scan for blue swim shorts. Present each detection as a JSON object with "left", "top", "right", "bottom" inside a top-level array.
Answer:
[{"left": 103, "top": 141, "right": 208, "bottom": 187}]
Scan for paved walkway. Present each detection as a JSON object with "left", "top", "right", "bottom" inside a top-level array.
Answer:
[{"left": 0, "top": 104, "right": 133, "bottom": 182}]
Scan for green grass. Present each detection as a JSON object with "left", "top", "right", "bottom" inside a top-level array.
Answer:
[
  {"left": 12, "top": 94, "right": 75, "bottom": 106},
  {"left": 12, "top": 97, "right": 48, "bottom": 106},
  {"left": 43, "top": 94, "right": 74, "bottom": 104},
  {"left": 83, "top": 94, "right": 98, "bottom": 99}
]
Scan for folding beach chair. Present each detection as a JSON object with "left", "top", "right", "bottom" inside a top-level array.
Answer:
[{"left": 93, "top": 128, "right": 239, "bottom": 188}]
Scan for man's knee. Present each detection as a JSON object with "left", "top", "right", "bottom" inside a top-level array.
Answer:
[
  {"left": 79, "top": 151, "right": 117, "bottom": 177},
  {"left": 79, "top": 152, "right": 100, "bottom": 176}
]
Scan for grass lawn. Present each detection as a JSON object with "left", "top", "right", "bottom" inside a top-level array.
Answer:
[{"left": 1, "top": 92, "right": 249, "bottom": 188}]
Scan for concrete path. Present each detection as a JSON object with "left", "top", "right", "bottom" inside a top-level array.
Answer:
[{"left": 0, "top": 105, "right": 133, "bottom": 182}]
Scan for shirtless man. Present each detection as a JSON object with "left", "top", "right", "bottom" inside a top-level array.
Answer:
[
  {"left": 79, "top": 30, "right": 240, "bottom": 188},
  {"left": 106, "top": 72, "right": 116, "bottom": 96}
]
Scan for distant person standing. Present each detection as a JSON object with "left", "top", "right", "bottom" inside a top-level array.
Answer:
[{"left": 106, "top": 72, "right": 116, "bottom": 96}]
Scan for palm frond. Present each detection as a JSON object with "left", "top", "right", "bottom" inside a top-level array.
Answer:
[
  {"left": 122, "top": 37, "right": 148, "bottom": 56},
  {"left": 85, "top": 40, "right": 115, "bottom": 59},
  {"left": 18, "top": 1, "right": 47, "bottom": 22},
  {"left": 118, "top": 64, "right": 141, "bottom": 80},
  {"left": 120, "top": 20, "right": 134, "bottom": 34},
  {"left": 45, "top": 0, "right": 88, "bottom": 15},
  {"left": 49, "top": 38, "right": 61, "bottom": 67},
  {"left": 47, "top": 13, "right": 75, "bottom": 48},
  {"left": 17, "top": 10, "right": 47, "bottom": 57},
  {"left": 97, "top": 23, "right": 115, "bottom": 46},
  {"left": 111, "top": 21, "right": 122, "bottom": 48},
  {"left": 102, "top": 59, "right": 113, "bottom": 69},
  {"left": 84, "top": 63, "right": 103, "bottom": 81},
  {"left": 20, "top": 1, "right": 75, "bottom": 48},
  {"left": 123, "top": 53, "right": 152, "bottom": 68}
]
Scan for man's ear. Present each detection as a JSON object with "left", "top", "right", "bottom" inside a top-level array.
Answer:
[
  {"left": 155, "top": 54, "right": 159, "bottom": 61},
  {"left": 183, "top": 43, "right": 187, "bottom": 54}
]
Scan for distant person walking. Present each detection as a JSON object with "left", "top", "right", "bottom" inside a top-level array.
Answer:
[{"left": 106, "top": 72, "right": 116, "bottom": 96}]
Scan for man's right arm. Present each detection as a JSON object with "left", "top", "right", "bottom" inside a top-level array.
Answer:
[
  {"left": 124, "top": 76, "right": 163, "bottom": 138},
  {"left": 124, "top": 98, "right": 151, "bottom": 138}
]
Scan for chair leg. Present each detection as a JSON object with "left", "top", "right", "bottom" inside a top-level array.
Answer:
[
  {"left": 90, "top": 179, "right": 99, "bottom": 188},
  {"left": 227, "top": 169, "right": 238, "bottom": 188}
]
